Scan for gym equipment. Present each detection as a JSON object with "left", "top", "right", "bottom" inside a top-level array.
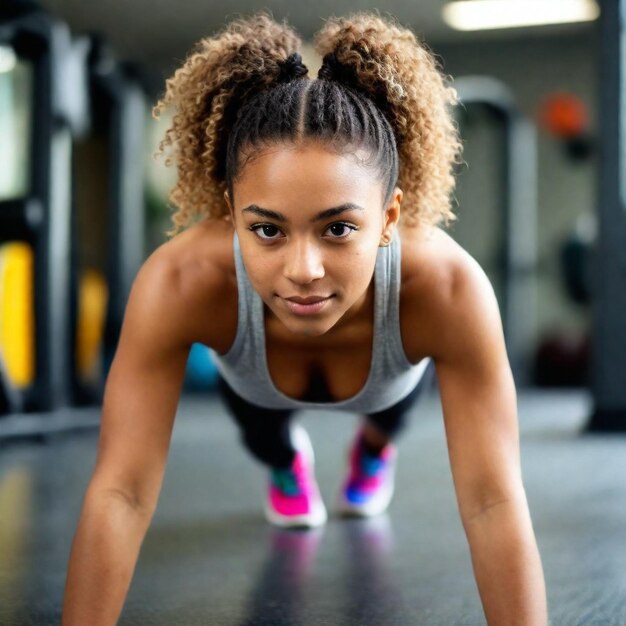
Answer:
[
  {"left": 0, "top": 241, "right": 108, "bottom": 389},
  {"left": 0, "top": 4, "right": 146, "bottom": 441},
  {"left": 588, "top": 0, "right": 626, "bottom": 431},
  {"left": 533, "top": 331, "right": 590, "bottom": 387},
  {"left": 86, "top": 37, "right": 146, "bottom": 382},
  {"left": 0, "top": 4, "right": 88, "bottom": 414},
  {"left": 0, "top": 242, "right": 33, "bottom": 388},
  {"left": 560, "top": 234, "right": 593, "bottom": 305},
  {"left": 71, "top": 36, "right": 147, "bottom": 406},
  {"left": 537, "top": 92, "right": 595, "bottom": 162},
  {"left": 184, "top": 343, "right": 219, "bottom": 392},
  {"left": 76, "top": 269, "right": 108, "bottom": 383},
  {"left": 538, "top": 92, "right": 588, "bottom": 139},
  {"left": 454, "top": 77, "right": 538, "bottom": 385}
]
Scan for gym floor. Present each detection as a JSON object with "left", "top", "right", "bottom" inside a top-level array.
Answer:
[{"left": 1, "top": 388, "right": 625, "bottom": 625}]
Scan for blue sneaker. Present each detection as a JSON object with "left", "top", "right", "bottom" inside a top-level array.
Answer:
[{"left": 337, "top": 428, "right": 397, "bottom": 517}]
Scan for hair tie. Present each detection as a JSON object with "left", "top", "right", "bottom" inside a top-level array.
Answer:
[
  {"left": 317, "top": 52, "right": 354, "bottom": 84},
  {"left": 277, "top": 52, "right": 308, "bottom": 82}
]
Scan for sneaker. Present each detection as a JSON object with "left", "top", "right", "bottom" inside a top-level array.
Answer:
[
  {"left": 337, "top": 427, "right": 397, "bottom": 517},
  {"left": 264, "top": 423, "right": 327, "bottom": 528}
]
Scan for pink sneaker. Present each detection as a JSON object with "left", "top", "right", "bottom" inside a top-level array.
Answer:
[
  {"left": 338, "top": 427, "right": 397, "bottom": 517},
  {"left": 265, "top": 424, "right": 327, "bottom": 528}
]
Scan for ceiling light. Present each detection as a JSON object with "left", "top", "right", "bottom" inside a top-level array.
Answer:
[{"left": 443, "top": 0, "right": 600, "bottom": 31}]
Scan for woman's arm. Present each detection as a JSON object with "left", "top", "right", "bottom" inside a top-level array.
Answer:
[
  {"left": 432, "top": 253, "right": 548, "bottom": 626},
  {"left": 62, "top": 252, "right": 193, "bottom": 626}
]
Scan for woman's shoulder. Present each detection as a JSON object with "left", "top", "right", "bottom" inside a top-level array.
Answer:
[
  {"left": 157, "top": 216, "right": 235, "bottom": 270},
  {"left": 399, "top": 222, "right": 466, "bottom": 297},
  {"left": 135, "top": 217, "right": 238, "bottom": 351},
  {"left": 399, "top": 223, "right": 494, "bottom": 362}
]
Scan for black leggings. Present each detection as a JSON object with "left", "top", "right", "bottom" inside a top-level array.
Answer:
[{"left": 217, "top": 361, "right": 435, "bottom": 469}]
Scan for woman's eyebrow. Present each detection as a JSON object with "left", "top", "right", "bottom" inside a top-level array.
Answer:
[{"left": 241, "top": 203, "right": 365, "bottom": 222}]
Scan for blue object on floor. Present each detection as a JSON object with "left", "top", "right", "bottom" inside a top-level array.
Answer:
[{"left": 184, "top": 343, "right": 218, "bottom": 391}]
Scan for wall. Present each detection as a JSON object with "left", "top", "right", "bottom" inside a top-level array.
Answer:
[{"left": 435, "top": 32, "right": 598, "bottom": 350}]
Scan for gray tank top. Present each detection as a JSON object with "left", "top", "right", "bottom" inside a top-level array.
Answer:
[{"left": 211, "top": 232, "right": 431, "bottom": 412}]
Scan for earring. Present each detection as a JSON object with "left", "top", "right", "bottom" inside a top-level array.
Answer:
[{"left": 379, "top": 234, "right": 391, "bottom": 247}]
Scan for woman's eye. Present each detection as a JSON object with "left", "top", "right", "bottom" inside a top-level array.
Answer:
[
  {"left": 325, "top": 223, "right": 357, "bottom": 238},
  {"left": 250, "top": 224, "right": 283, "bottom": 240}
]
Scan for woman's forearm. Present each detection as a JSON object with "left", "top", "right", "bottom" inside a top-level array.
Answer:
[
  {"left": 463, "top": 495, "right": 548, "bottom": 626},
  {"left": 62, "top": 489, "right": 153, "bottom": 626}
]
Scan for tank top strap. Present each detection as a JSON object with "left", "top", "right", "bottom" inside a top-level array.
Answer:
[{"left": 380, "top": 233, "right": 413, "bottom": 369}]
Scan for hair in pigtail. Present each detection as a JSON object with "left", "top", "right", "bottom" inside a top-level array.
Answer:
[
  {"left": 153, "top": 12, "right": 304, "bottom": 238},
  {"left": 314, "top": 13, "right": 463, "bottom": 228}
]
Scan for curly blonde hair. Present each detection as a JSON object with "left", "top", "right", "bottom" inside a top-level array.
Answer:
[{"left": 153, "top": 11, "right": 462, "bottom": 237}]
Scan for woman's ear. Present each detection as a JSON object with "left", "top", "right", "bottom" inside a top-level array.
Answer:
[
  {"left": 224, "top": 190, "right": 235, "bottom": 222},
  {"left": 380, "top": 186, "right": 402, "bottom": 246}
]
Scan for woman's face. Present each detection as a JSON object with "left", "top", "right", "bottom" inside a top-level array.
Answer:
[{"left": 227, "top": 141, "right": 401, "bottom": 337}]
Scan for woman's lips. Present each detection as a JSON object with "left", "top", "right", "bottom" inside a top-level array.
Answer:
[{"left": 282, "top": 295, "right": 334, "bottom": 316}]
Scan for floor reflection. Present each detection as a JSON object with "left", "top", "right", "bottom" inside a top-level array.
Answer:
[
  {"left": 0, "top": 467, "right": 32, "bottom": 625},
  {"left": 238, "top": 514, "right": 402, "bottom": 625}
]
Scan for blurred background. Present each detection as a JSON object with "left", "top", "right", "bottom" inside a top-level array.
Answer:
[
  {"left": 2, "top": 2, "right": 626, "bottom": 624},
  {"left": 0, "top": 0, "right": 621, "bottom": 429}
]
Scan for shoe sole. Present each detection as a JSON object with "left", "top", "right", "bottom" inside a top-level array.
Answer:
[
  {"left": 264, "top": 500, "right": 328, "bottom": 528},
  {"left": 265, "top": 422, "right": 328, "bottom": 529}
]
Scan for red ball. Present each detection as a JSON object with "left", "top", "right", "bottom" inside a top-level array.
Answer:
[{"left": 538, "top": 92, "right": 588, "bottom": 138}]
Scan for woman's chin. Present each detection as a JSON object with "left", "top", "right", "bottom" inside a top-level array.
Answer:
[{"left": 280, "top": 316, "right": 334, "bottom": 337}]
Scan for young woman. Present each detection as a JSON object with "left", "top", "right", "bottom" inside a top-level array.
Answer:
[{"left": 63, "top": 12, "right": 548, "bottom": 625}]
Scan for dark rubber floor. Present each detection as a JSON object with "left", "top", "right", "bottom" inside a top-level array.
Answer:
[{"left": 0, "top": 389, "right": 625, "bottom": 625}]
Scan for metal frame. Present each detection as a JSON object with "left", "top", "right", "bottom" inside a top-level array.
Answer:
[
  {"left": 71, "top": 39, "right": 147, "bottom": 405},
  {"left": 588, "top": 0, "right": 626, "bottom": 431},
  {"left": 0, "top": 9, "right": 146, "bottom": 441},
  {"left": 0, "top": 9, "right": 80, "bottom": 413},
  {"left": 454, "top": 77, "right": 538, "bottom": 386},
  {"left": 93, "top": 44, "right": 147, "bottom": 380}
]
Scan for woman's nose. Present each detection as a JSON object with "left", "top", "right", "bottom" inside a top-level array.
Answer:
[{"left": 282, "top": 239, "right": 325, "bottom": 285}]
